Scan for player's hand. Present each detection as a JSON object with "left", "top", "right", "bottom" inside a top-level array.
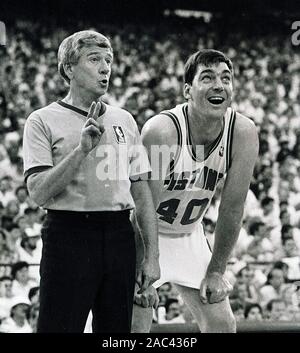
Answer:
[
  {"left": 199, "top": 272, "right": 233, "bottom": 304},
  {"left": 136, "top": 257, "right": 160, "bottom": 294},
  {"left": 134, "top": 283, "right": 159, "bottom": 309},
  {"left": 79, "top": 101, "right": 105, "bottom": 154}
]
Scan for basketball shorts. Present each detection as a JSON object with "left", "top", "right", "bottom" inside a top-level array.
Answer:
[{"left": 153, "top": 223, "right": 212, "bottom": 290}]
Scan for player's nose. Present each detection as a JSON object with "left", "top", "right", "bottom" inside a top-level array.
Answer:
[{"left": 212, "top": 77, "right": 224, "bottom": 91}]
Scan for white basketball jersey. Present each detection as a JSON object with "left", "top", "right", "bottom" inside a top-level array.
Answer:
[{"left": 156, "top": 103, "right": 236, "bottom": 235}]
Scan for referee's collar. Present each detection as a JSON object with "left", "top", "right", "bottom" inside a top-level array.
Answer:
[{"left": 57, "top": 100, "right": 107, "bottom": 117}]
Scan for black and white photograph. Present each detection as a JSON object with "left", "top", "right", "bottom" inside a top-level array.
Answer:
[{"left": 1, "top": 0, "right": 300, "bottom": 341}]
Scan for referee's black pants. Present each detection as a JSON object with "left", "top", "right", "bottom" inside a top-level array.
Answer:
[{"left": 37, "top": 210, "right": 136, "bottom": 333}]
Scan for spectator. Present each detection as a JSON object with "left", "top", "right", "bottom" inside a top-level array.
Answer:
[
  {"left": 0, "top": 297, "right": 32, "bottom": 333},
  {"left": 259, "top": 267, "right": 291, "bottom": 308},
  {"left": 11, "top": 261, "right": 38, "bottom": 299},
  {"left": 28, "top": 303, "right": 39, "bottom": 333},
  {"left": 281, "top": 237, "right": 300, "bottom": 280},
  {"left": 157, "top": 282, "right": 172, "bottom": 307},
  {"left": 28, "top": 286, "right": 40, "bottom": 305},
  {"left": 159, "top": 298, "right": 185, "bottom": 324},
  {"left": 230, "top": 300, "right": 245, "bottom": 322},
  {"left": 246, "top": 220, "right": 274, "bottom": 261},
  {"left": 265, "top": 299, "right": 290, "bottom": 321},
  {"left": 23, "top": 207, "right": 42, "bottom": 235},
  {"left": 15, "top": 185, "right": 29, "bottom": 214},
  {"left": 0, "top": 276, "right": 14, "bottom": 320},
  {"left": 17, "top": 228, "right": 42, "bottom": 282},
  {"left": 244, "top": 303, "right": 263, "bottom": 321},
  {"left": 0, "top": 176, "right": 15, "bottom": 207}
]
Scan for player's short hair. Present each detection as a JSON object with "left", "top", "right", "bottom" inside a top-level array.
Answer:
[
  {"left": 57, "top": 30, "right": 113, "bottom": 84},
  {"left": 184, "top": 49, "right": 233, "bottom": 85}
]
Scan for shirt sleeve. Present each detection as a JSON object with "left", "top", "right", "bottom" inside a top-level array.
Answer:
[
  {"left": 129, "top": 120, "right": 152, "bottom": 182},
  {"left": 23, "top": 113, "right": 54, "bottom": 180}
]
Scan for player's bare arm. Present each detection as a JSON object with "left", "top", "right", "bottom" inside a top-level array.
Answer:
[
  {"left": 135, "top": 115, "right": 177, "bottom": 307},
  {"left": 200, "top": 113, "right": 259, "bottom": 304},
  {"left": 141, "top": 114, "right": 179, "bottom": 208},
  {"left": 27, "top": 102, "right": 104, "bottom": 206},
  {"left": 133, "top": 114, "right": 177, "bottom": 306}
]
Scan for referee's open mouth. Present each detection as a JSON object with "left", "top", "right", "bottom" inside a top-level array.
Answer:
[{"left": 99, "top": 79, "right": 108, "bottom": 87}]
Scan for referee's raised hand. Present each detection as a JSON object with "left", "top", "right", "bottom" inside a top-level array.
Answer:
[{"left": 79, "top": 101, "right": 105, "bottom": 154}]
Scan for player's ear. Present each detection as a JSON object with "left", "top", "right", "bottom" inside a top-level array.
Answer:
[{"left": 183, "top": 83, "right": 192, "bottom": 100}]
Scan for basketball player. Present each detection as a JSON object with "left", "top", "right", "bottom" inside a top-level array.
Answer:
[{"left": 132, "top": 49, "right": 259, "bottom": 333}]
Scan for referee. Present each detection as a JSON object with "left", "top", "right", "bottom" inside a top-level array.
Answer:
[{"left": 22, "top": 30, "right": 160, "bottom": 333}]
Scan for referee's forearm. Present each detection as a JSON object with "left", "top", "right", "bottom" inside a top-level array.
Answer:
[
  {"left": 136, "top": 205, "right": 159, "bottom": 260},
  {"left": 27, "top": 146, "right": 88, "bottom": 206},
  {"left": 131, "top": 182, "right": 159, "bottom": 260}
]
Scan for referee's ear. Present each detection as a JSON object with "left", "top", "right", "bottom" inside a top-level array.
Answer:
[{"left": 63, "top": 63, "right": 74, "bottom": 81}]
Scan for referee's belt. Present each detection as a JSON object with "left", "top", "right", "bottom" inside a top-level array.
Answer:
[{"left": 46, "top": 209, "right": 130, "bottom": 222}]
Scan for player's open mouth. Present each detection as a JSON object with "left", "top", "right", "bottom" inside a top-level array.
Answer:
[{"left": 207, "top": 97, "right": 225, "bottom": 105}]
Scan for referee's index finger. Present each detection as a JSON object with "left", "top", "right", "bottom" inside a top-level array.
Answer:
[
  {"left": 87, "top": 101, "right": 96, "bottom": 118},
  {"left": 94, "top": 101, "right": 101, "bottom": 117},
  {"left": 85, "top": 117, "right": 100, "bottom": 126}
]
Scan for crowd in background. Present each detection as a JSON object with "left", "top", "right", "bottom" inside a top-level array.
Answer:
[{"left": 0, "top": 17, "right": 300, "bottom": 332}]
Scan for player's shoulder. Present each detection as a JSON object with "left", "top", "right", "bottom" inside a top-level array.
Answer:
[
  {"left": 141, "top": 111, "right": 179, "bottom": 146},
  {"left": 234, "top": 111, "right": 258, "bottom": 137},
  {"left": 232, "top": 111, "right": 259, "bottom": 155}
]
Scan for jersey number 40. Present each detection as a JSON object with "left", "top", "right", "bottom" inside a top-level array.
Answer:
[{"left": 157, "top": 198, "right": 209, "bottom": 225}]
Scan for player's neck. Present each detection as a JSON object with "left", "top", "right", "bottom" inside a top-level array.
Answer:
[
  {"left": 63, "top": 89, "right": 102, "bottom": 112},
  {"left": 188, "top": 107, "right": 223, "bottom": 146}
]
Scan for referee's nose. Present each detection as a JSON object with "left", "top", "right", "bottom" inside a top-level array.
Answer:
[{"left": 99, "top": 58, "right": 110, "bottom": 75}]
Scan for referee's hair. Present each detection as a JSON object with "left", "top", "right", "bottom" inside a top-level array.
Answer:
[{"left": 58, "top": 30, "right": 113, "bottom": 84}]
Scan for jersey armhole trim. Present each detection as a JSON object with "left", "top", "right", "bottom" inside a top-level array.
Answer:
[
  {"left": 226, "top": 110, "right": 236, "bottom": 171},
  {"left": 160, "top": 111, "right": 182, "bottom": 175}
]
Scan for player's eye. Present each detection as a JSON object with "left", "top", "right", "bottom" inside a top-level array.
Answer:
[
  {"left": 105, "top": 58, "right": 112, "bottom": 65},
  {"left": 222, "top": 76, "right": 231, "bottom": 82},
  {"left": 201, "top": 75, "right": 212, "bottom": 82},
  {"left": 90, "top": 57, "right": 99, "bottom": 63}
]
